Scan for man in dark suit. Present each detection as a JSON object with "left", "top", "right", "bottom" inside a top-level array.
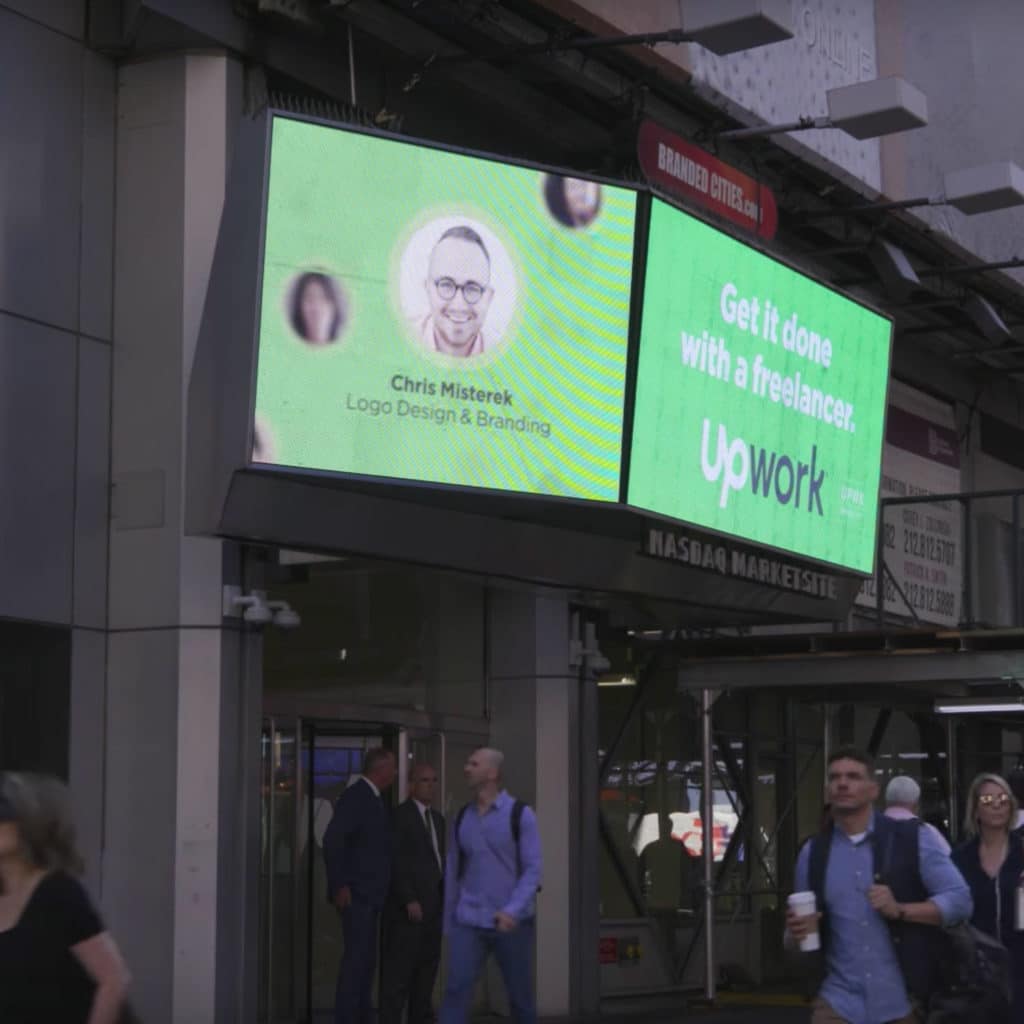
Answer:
[
  {"left": 323, "top": 747, "right": 397, "bottom": 1024},
  {"left": 381, "top": 763, "right": 446, "bottom": 1024}
]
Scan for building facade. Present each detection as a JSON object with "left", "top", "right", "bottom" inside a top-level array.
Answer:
[{"left": 4, "top": 2, "right": 1024, "bottom": 1021}]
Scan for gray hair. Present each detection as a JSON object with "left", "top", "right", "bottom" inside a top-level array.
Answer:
[{"left": 885, "top": 775, "right": 921, "bottom": 809}]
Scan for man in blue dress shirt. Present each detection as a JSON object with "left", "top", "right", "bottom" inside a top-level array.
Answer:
[
  {"left": 439, "top": 747, "right": 543, "bottom": 1024},
  {"left": 787, "top": 747, "right": 972, "bottom": 1024}
]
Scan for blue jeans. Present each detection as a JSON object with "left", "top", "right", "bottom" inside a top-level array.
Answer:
[{"left": 440, "top": 922, "right": 536, "bottom": 1024}]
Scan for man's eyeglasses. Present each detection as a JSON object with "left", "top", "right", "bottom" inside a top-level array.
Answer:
[
  {"left": 979, "top": 793, "right": 1011, "bottom": 808},
  {"left": 434, "top": 277, "right": 486, "bottom": 305}
]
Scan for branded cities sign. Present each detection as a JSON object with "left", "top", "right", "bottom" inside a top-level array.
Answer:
[
  {"left": 252, "top": 115, "right": 637, "bottom": 502},
  {"left": 627, "top": 199, "right": 892, "bottom": 575},
  {"left": 637, "top": 120, "right": 778, "bottom": 240}
]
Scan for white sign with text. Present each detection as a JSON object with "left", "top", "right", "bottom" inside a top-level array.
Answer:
[{"left": 856, "top": 381, "right": 962, "bottom": 626}]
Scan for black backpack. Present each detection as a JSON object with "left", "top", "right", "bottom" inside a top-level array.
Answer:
[
  {"left": 924, "top": 922, "right": 1012, "bottom": 1024},
  {"left": 454, "top": 799, "right": 540, "bottom": 891}
]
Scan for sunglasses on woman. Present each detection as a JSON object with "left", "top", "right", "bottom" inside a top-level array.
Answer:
[{"left": 979, "top": 793, "right": 1011, "bottom": 807}]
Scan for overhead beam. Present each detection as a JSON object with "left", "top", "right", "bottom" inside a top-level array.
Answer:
[
  {"left": 325, "top": 0, "right": 610, "bottom": 151},
  {"left": 678, "top": 649, "right": 1024, "bottom": 689}
]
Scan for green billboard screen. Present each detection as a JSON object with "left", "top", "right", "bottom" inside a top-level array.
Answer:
[
  {"left": 252, "top": 116, "right": 637, "bottom": 502},
  {"left": 628, "top": 199, "right": 892, "bottom": 574}
]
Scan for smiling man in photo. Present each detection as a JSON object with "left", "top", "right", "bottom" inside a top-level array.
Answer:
[{"left": 419, "top": 225, "right": 495, "bottom": 358}]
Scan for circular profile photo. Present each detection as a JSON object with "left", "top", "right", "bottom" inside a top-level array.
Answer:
[
  {"left": 397, "top": 216, "right": 519, "bottom": 361},
  {"left": 251, "top": 415, "right": 276, "bottom": 464},
  {"left": 543, "top": 174, "right": 602, "bottom": 229},
  {"left": 285, "top": 270, "right": 349, "bottom": 346}
]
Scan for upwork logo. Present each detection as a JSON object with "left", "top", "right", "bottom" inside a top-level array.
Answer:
[{"left": 700, "top": 419, "right": 825, "bottom": 515}]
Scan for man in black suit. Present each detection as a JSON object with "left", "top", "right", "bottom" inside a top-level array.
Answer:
[
  {"left": 323, "top": 747, "right": 397, "bottom": 1024},
  {"left": 381, "top": 763, "right": 446, "bottom": 1024}
]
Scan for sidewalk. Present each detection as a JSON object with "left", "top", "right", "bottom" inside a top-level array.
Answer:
[
  {"left": 575, "top": 989, "right": 810, "bottom": 1023},
  {"left": 540, "top": 1003, "right": 809, "bottom": 1024}
]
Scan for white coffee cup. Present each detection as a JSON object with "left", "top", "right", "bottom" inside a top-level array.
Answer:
[{"left": 787, "top": 890, "right": 820, "bottom": 952}]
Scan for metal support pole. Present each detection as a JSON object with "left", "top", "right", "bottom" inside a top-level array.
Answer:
[
  {"left": 717, "top": 115, "right": 830, "bottom": 140},
  {"left": 265, "top": 718, "right": 277, "bottom": 1024},
  {"left": 293, "top": 717, "right": 305, "bottom": 1021},
  {"left": 876, "top": 508, "right": 885, "bottom": 628},
  {"left": 348, "top": 24, "right": 357, "bottom": 106},
  {"left": 946, "top": 717, "right": 959, "bottom": 842},
  {"left": 701, "top": 688, "right": 716, "bottom": 1003},
  {"left": 822, "top": 703, "right": 832, "bottom": 787},
  {"left": 962, "top": 497, "right": 973, "bottom": 627},
  {"left": 1013, "top": 494, "right": 1021, "bottom": 627},
  {"left": 798, "top": 196, "right": 934, "bottom": 221},
  {"left": 397, "top": 729, "right": 409, "bottom": 803},
  {"left": 577, "top": 666, "right": 602, "bottom": 1016}
]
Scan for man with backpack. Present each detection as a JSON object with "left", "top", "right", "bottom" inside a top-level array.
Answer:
[
  {"left": 786, "top": 747, "right": 973, "bottom": 1023},
  {"left": 439, "top": 747, "right": 543, "bottom": 1024}
]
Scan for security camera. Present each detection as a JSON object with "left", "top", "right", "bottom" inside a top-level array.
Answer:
[
  {"left": 271, "top": 603, "right": 302, "bottom": 630},
  {"left": 223, "top": 586, "right": 300, "bottom": 630},
  {"left": 223, "top": 585, "right": 273, "bottom": 625},
  {"left": 243, "top": 600, "right": 273, "bottom": 625}
]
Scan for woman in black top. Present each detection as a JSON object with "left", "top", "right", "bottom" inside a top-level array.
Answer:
[
  {"left": 0, "top": 772, "right": 131, "bottom": 1023},
  {"left": 952, "top": 772, "right": 1024, "bottom": 1024}
]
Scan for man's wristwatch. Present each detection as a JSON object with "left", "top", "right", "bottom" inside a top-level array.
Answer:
[{"left": 896, "top": 905, "right": 906, "bottom": 921}]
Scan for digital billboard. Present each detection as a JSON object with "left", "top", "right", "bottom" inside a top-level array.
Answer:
[
  {"left": 628, "top": 199, "right": 891, "bottom": 574},
  {"left": 251, "top": 115, "right": 638, "bottom": 502}
]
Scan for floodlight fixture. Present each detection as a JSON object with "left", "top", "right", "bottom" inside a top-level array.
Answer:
[
  {"left": 962, "top": 293, "right": 1012, "bottom": 344},
  {"left": 439, "top": 0, "right": 793, "bottom": 65},
  {"left": 680, "top": 0, "right": 793, "bottom": 55},
  {"left": 718, "top": 76, "right": 927, "bottom": 141},
  {"left": 801, "top": 162, "right": 1024, "bottom": 220}
]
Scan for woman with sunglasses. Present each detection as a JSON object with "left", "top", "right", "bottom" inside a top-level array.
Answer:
[{"left": 952, "top": 773, "right": 1024, "bottom": 1022}]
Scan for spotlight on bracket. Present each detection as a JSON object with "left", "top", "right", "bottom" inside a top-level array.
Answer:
[
  {"left": 718, "top": 76, "right": 927, "bottom": 141},
  {"left": 963, "top": 293, "right": 1012, "bottom": 343},
  {"left": 868, "top": 239, "right": 922, "bottom": 300}
]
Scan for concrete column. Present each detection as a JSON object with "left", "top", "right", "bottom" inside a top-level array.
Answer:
[
  {"left": 105, "top": 54, "right": 245, "bottom": 1024},
  {"left": 488, "top": 588, "right": 576, "bottom": 1017}
]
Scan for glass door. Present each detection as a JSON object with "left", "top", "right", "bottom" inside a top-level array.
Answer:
[
  {"left": 259, "top": 718, "right": 397, "bottom": 1024},
  {"left": 306, "top": 728, "right": 387, "bottom": 1019},
  {"left": 259, "top": 717, "right": 483, "bottom": 1023},
  {"left": 259, "top": 716, "right": 309, "bottom": 1024}
]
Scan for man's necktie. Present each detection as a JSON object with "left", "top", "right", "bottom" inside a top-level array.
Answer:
[{"left": 424, "top": 807, "right": 442, "bottom": 871}]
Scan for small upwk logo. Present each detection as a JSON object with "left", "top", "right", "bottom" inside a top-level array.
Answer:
[{"left": 700, "top": 419, "right": 825, "bottom": 515}]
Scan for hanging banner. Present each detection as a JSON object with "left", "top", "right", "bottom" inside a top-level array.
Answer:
[
  {"left": 856, "top": 381, "right": 962, "bottom": 626},
  {"left": 637, "top": 120, "right": 778, "bottom": 240}
]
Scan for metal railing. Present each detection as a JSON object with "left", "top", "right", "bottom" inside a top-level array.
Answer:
[{"left": 873, "top": 487, "right": 1024, "bottom": 630}]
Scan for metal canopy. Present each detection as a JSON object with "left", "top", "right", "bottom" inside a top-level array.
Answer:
[{"left": 674, "top": 630, "right": 1024, "bottom": 689}]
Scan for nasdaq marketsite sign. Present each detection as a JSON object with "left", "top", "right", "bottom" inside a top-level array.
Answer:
[
  {"left": 644, "top": 525, "right": 839, "bottom": 601},
  {"left": 252, "top": 115, "right": 638, "bottom": 502},
  {"left": 637, "top": 120, "right": 778, "bottom": 240},
  {"left": 628, "top": 199, "right": 892, "bottom": 575}
]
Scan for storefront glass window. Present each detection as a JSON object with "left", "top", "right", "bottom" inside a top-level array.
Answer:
[{"left": 0, "top": 623, "right": 70, "bottom": 777}]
